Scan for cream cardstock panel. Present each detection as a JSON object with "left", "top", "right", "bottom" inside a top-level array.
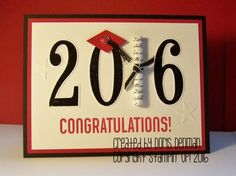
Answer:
[{"left": 31, "top": 22, "right": 202, "bottom": 149}]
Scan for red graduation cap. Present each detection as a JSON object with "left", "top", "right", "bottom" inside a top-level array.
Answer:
[{"left": 87, "top": 30, "right": 127, "bottom": 53}]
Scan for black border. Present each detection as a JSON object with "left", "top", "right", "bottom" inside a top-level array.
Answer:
[
  {"left": 23, "top": 15, "right": 28, "bottom": 158},
  {"left": 23, "top": 14, "right": 209, "bottom": 157}
]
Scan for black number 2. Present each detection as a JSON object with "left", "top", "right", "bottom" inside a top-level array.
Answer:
[{"left": 49, "top": 40, "right": 78, "bottom": 106}]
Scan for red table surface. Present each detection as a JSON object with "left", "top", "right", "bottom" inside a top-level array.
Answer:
[{"left": 0, "top": 0, "right": 235, "bottom": 131}]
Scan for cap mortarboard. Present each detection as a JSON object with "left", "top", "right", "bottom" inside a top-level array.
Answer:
[{"left": 87, "top": 30, "right": 127, "bottom": 53}]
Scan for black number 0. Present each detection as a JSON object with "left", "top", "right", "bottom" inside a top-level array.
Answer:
[
  {"left": 49, "top": 40, "right": 78, "bottom": 106},
  {"left": 90, "top": 47, "right": 123, "bottom": 106}
]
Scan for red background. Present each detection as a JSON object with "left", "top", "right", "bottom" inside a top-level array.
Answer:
[{"left": 0, "top": 0, "right": 235, "bottom": 131}]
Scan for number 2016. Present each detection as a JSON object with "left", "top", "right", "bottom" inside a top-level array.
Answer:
[{"left": 49, "top": 39, "right": 183, "bottom": 107}]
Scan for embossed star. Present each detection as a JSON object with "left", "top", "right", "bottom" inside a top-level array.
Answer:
[
  {"left": 33, "top": 58, "right": 52, "bottom": 80},
  {"left": 179, "top": 102, "right": 197, "bottom": 124}
]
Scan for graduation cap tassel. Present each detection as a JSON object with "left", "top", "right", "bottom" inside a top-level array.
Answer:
[{"left": 107, "top": 38, "right": 132, "bottom": 62}]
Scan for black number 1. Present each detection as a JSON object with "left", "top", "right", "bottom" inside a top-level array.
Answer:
[{"left": 49, "top": 40, "right": 78, "bottom": 106}]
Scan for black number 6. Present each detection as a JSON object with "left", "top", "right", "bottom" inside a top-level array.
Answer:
[{"left": 154, "top": 39, "right": 183, "bottom": 104}]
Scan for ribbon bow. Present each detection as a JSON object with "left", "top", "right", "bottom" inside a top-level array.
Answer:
[{"left": 124, "top": 57, "right": 154, "bottom": 89}]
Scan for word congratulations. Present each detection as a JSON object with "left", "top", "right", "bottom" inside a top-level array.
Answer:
[{"left": 59, "top": 116, "right": 171, "bottom": 134}]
